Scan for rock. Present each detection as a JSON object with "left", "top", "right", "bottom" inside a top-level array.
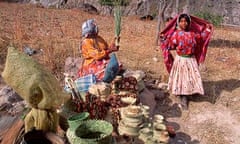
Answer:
[
  {"left": 232, "top": 97, "right": 238, "bottom": 102},
  {"left": 157, "top": 82, "right": 168, "bottom": 90},
  {"left": 81, "top": 3, "right": 99, "bottom": 14},
  {"left": 152, "top": 57, "right": 158, "bottom": 62},
  {"left": 150, "top": 89, "right": 166, "bottom": 100},
  {"left": 146, "top": 61, "right": 150, "bottom": 65},
  {"left": 139, "top": 88, "right": 156, "bottom": 117},
  {"left": 216, "top": 57, "right": 228, "bottom": 62},
  {"left": 140, "top": 15, "right": 154, "bottom": 21},
  {"left": 0, "top": 86, "right": 22, "bottom": 102},
  {"left": 64, "top": 57, "right": 83, "bottom": 79},
  {"left": 0, "top": 86, "right": 25, "bottom": 115},
  {"left": 23, "top": 46, "right": 37, "bottom": 56},
  {"left": 123, "top": 0, "right": 143, "bottom": 16},
  {"left": 29, "top": 0, "right": 66, "bottom": 8}
]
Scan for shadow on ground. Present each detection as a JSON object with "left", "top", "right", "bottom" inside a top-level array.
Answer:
[
  {"left": 209, "top": 39, "right": 240, "bottom": 48},
  {"left": 189, "top": 79, "right": 240, "bottom": 104},
  {"left": 169, "top": 131, "right": 200, "bottom": 144},
  {"left": 150, "top": 88, "right": 200, "bottom": 144}
]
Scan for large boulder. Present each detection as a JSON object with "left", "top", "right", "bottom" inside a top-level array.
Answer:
[{"left": 29, "top": 0, "right": 66, "bottom": 8}]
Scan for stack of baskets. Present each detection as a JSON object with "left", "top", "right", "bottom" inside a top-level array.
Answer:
[
  {"left": 138, "top": 114, "right": 170, "bottom": 144},
  {"left": 118, "top": 106, "right": 144, "bottom": 136}
]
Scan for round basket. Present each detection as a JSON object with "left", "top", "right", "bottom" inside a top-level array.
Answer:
[
  {"left": 67, "top": 112, "right": 89, "bottom": 130},
  {"left": 68, "top": 120, "right": 113, "bottom": 144}
]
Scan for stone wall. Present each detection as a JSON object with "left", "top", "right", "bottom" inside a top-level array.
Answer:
[
  {"left": 188, "top": 0, "right": 240, "bottom": 25},
  {"left": 14, "top": 0, "right": 240, "bottom": 25}
]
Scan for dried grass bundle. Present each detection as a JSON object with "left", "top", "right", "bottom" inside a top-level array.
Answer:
[
  {"left": 114, "top": 0, "right": 122, "bottom": 45},
  {"left": 24, "top": 108, "right": 59, "bottom": 133}
]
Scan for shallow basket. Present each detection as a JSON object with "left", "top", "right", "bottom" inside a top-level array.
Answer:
[
  {"left": 69, "top": 120, "right": 113, "bottom": 144},
  {"left": 67, "top": 112, "right": 90, "bottom": 130}
]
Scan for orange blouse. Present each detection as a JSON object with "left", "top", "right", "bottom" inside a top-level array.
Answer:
[{"left": 81, "top": 35, "right": 110, "bottom": 66}]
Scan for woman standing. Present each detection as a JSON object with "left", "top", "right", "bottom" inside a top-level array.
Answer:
[{"left": 160, "top": 14, "right": 213, "bottom": 110}]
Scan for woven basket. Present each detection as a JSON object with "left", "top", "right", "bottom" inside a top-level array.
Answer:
[
  {"left": 67, "top": 112, "right": 90, "bottom": 131},
  {"left": 67, "top": 120, "right": 113, "bottom": 144}
]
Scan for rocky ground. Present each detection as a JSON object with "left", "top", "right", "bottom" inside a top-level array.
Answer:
[{"left": 0, "top": 2, "right": 240, "bottom": 144}]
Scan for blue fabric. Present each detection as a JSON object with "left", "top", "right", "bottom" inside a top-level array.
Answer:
[
  {"left": 64, "top": 74, "right": 97, "bottom": 93},
  {"left": 75, "top": 74, "right": 97, "bottom": 92},
  {"left": 102, "top": 53, "right": 119, "bottom": 83}
]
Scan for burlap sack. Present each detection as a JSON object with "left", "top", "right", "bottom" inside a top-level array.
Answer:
[
  {"left": 24, "top": 108, "right": 58, "bottom": 132},
  {"left": 2, "top": 47, "right": 69, "bottom": 109}
]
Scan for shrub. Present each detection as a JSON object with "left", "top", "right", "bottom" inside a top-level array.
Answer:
[
  {"left": 194, "top": 11, "right": 223, "bottom": 26},
  {"left": 99, "top": 0, "right": 129, "bottom": 6}
]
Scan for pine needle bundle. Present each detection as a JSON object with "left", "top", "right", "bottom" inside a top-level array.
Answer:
[{"left": 114, "top": 0, "right": 122, "bottom": 45}]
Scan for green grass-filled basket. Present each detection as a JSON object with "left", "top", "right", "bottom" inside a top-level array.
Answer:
[{"left": 68, "top": 119, "right": 113, "bottom": 144}]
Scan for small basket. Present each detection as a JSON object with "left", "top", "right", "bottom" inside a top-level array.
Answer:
[{"left": 67, "top": 112, "right": 90, "bottom": 130}]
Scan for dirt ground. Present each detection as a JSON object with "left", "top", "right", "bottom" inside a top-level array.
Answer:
[{"left": 0, "top": 2, "right": 240, "bottom": 144}]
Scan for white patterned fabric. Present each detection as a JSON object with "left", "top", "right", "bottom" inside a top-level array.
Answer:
[{"left": 168, "top": 55, "right": 204, "bottom": 95}]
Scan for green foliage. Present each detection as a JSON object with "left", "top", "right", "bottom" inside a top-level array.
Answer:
[
  {"left": 194, "top": 11, "right": 223, "bottom": 26},
  {"left": 99, "top": 0, "right": 129, "bottom": 6},
  {"left": 114, "top": 6, "right": 121, "bottom": 37}
]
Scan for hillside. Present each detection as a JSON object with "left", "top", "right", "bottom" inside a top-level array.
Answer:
[
  {"left": 0, "top": 2, "right": 240, "bottom": 144},
  {"left": 5, "top": 0, "right": 240, "bottom": 25}
]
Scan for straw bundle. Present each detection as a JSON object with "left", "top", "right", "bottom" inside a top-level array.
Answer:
[
  {"left": 2, "top": 47, "right": 69, "bottom": 110},
  {"left": 114, "top": 0, "right": 122, "bottom": 45},
  {"left": 24, "top": 108, "right": 59, "bottom": 133}
]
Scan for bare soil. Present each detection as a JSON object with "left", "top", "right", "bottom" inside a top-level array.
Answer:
[{"left": 0, "top": 2, "right": 240, "bottom": 144}]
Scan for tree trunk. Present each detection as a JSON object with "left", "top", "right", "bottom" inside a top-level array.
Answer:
[
  {"left": 143, "top": 0, "right": 150, "bottom": 16},
  {"left": 183, "top": 0, "right": 190, "bottom": 13},
  {"left": 155, "top": 0, "right": 172, "bottom": 45},
  {"left": 176, "top": 0, "right": 179, "bottom": 14}
]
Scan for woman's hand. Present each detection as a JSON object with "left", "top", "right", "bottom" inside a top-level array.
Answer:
[
  {"left": 206, "top": 24, "right": 213, "bottom": 32},
  {"left": 206, "top": 24, "right": 212, "bottom": 29},
  {"left": 114, "top": 36, "right": 120, "bottom": 46},
  {"left": 109, "top": 37, "right": 120, "bottom": 52},
  {"left": 109, "top": 43, "right": 119, "bottom": 52},
  {"left": 160, "top": 33, "right": 166, "bottom": 40}
]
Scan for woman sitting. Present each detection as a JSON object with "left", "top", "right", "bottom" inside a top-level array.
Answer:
[{"left": 78, "top": 19, "right": 120, "bottom": 83}]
